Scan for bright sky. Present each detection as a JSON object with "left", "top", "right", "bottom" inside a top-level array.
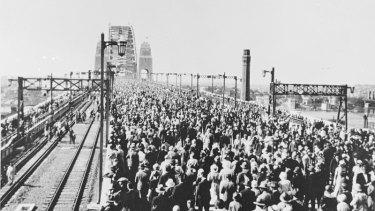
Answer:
[{"left": 1, "top": 0, "right": 374, "bottom": 85}]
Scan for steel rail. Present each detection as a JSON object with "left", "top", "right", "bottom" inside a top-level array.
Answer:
[
  {"left": 44, "top": 119, "right": 97, "bottom": 210},
  {"left": 0, "top": 100, "right": 92, "bottom": 207},
  {"left": 72, "top": 122, "right": 100, "bottom": 211},
  {"left": 11, "top": 101, "right": 91, "bottom": 169}
]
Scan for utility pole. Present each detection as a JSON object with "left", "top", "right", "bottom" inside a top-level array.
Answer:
[
  {"left": 50, "top": 74, "right": 54, "bottom": 123},
  {"left": 223, "top": 72, "right": 226, "bottom": 106},
  {"left": 190, "top": 74, "right": 193, "bottom": 89},
  {"left": 271, "top": 68, "right": 276, "bottom": 116},
  {"left": 263, "top": 67, "right": 275, "bottom": 115},
  {"left": 17, "top": 77, "right": 24, "bottom": 136},
  {"left": 196, "top": 74, "right": 199, "bottom": 96},
  {"left": 179, "top": 74, "right": 182, "bottom": 93},
  {"left": 105, "top": 64, "right": 111, "bottom": 147},
  {"left": 211, "top": 75, "right": 214, "bottom": 93},
  {"left": 99, "top": 33, "right": 104, "bottom": 203},
  {"left": 166, "top": 73, "right": 169, "bottom": 87},
  {"left": 234, "top": 76, "right": 238, "bottom": 108}
]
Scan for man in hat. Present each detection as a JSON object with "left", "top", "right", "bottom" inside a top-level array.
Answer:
[
  {"left": 117, "top": 177, "right": 129, "bottom": 193},
  {"left": 239, "top": 177, "right": 256, "bottom": 210},
  {"left": 237, "top": 161, "right": 252, "bottom": 191},
  {"left": 158, "top": 163, "right": 176, "bottom": 187},
  {"left": 253, "top": 194, "right": 268, "bottom": 211},
  {"left": 276, "top": 192, "right": 294, "bottom": 211},
  {"left": 305, "top": 165, "right": 325, "bottom": 210},
  {"left": 126, "top": 143, "right": 139, "bottom": 182},
  {"left": 123, "top": 181, "right": 140, "bottom": 211},
  {"left": 257, "top": 181, "right": 271, "bottom": 207},
  {"left": 195, "top": 169, "right": 211, "bottom": 211},
  {"left": 170, "top": 176, "right": 189, "bottom": 211},
  {"left": 152, "top": 184, "right": 171, "bottom": 211},
  {"left": 229, "top": 192, "right": 243, "bottom": 211},
  {"left": 135, "top": 162, "right": 150, "bottom": 200},
  {"left": 251, "top": 180, "right": 261, "bottom": 198},
  {"left": 269, "top": 181, "right": 281, "bottom": 205}
]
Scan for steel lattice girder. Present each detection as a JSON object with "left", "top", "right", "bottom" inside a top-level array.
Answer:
[
  {"left": 272, "top": 83, "right": 348, "bottom": 96},
  {"left": 10, "top": 78, "right": 108, "bottom": 92}
]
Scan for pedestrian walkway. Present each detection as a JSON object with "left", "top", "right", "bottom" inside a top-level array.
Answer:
[{"left": 99, "top": 122, "right": 111, "bottom": 206}]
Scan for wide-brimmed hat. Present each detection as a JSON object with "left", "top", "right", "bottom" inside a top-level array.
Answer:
[
  {"left": 258, "top": 181, "right": 268, "bottom": 189},
  {"left": 337, "top": 194, "right": 347, "bottom": 203},
  {"left": 117, "top": 177, "right": 128, "bottom": 183},
  {"left": 280, "top": 192, "right": 294, "bottom": 203},
  {"left": 253, "top": 194, "right": 267, "bottom": 206},
  {"left": 165, "top": 178, "right": 176, "bottom": 188}
]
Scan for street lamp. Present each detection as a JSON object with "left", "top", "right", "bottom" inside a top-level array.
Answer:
[
  {"left": 263, "top": 67, "right": 275, "bottom": 115},
  {"left": 105, "top": 62, "right": 116, "bottom": 147},
  {"left": 99, "top": 33, "right": 127, "bottom": 203},
  {"left": 118, "top": 41, "right": 127, "bottom": 57},
  {"left": 219, "top": 73, "right": 226, "bottom": 106}
]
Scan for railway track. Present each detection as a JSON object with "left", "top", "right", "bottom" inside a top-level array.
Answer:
[
  {"left": 12, "top": 100, "right": 91, "bottom": 168},
  {"left": 0, "top": 102, "right": 96, "bottom": 210},
  {"left": 43, "top": 121, "right": 100, "bottom": 211},
  {"left": 0, "top": 99, "right": 92, "bottom": 188}
]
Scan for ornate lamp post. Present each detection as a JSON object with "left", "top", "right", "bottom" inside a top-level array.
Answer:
[
  {"left": 219, "top": 73, "right": 226, "bottom": 106},
  {"left": 99, "top": 33, "right": 126, "bottom": 203},
  {"left": 263, "top": 67, "right": 275, "bottom": 115}
]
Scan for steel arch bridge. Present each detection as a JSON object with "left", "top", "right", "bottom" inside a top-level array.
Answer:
[{"left": 95, "top": 25, "right": 138, "bottom": 78}]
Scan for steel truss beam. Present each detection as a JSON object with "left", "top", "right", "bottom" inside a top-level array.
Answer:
[
  {"left": 272, "top": 83, "right": 353, "bottom": 96},
  {"left": 271, "top": 83, "right": 354, "bottom": 129},
  {"left": 9, "top": 77, "right": 109, "bottom": 136},
  {"left": 9, "top": 78, "right": 108, "bottom": 92}
]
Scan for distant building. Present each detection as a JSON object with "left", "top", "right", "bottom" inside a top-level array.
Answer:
[{"left": 138, "top": 42, "right": 153, "bottom": 79}]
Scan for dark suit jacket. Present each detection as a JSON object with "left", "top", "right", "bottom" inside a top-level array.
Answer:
[
  {"left": 220, "top": 180, "right": 235, "bottom": 203},
  {"left": 170, "top": 182, "right": 189, "bottom": 207},
  {"left": 123, "top": 189, "right": 140, "bottom": 211},
  {"left": 356, "top": 172, "right": 371, "bottom": 186},
  {"left": 240, "top": 187, "right": 256, "bottom": 210},
  {"left": 135, "top": 169, "right": 149, "bottom": 192},
  {"left": 151, "top": 194, "right": 171, "bottom": 211},
  {"left": 196, "top": 178, "right": 211, "bottom": 205},
  {"left": 308, "top": 171, "right": 325, "bottom": 194},
  {"left": 236, "top": 170, "right": 252, "bottom": 187},
  {"left": 329, "top": 159, "right": 339, "bottom": 175}
]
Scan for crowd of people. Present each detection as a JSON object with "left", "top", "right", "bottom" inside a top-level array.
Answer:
[
  {"left": 100, "top": 79, "right": 375, "bottom": 211},
  {"left": 0, "top": 93, "right": 78, "bottom": 138}
]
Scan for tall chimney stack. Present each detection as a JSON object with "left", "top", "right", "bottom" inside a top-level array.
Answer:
[{"left": 241, "top": 49, "right": 251, "bottom": 101}]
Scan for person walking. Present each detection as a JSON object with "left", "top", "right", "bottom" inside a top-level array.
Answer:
[
  {"left": 69, "top": 128, "right": 76, "bottom": 145},
  {"left": 196, "top": 169, "right": 211, "bottom": 211},
  {"left": 6, "top": 162, "right": 15, "bottom": 185}
]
